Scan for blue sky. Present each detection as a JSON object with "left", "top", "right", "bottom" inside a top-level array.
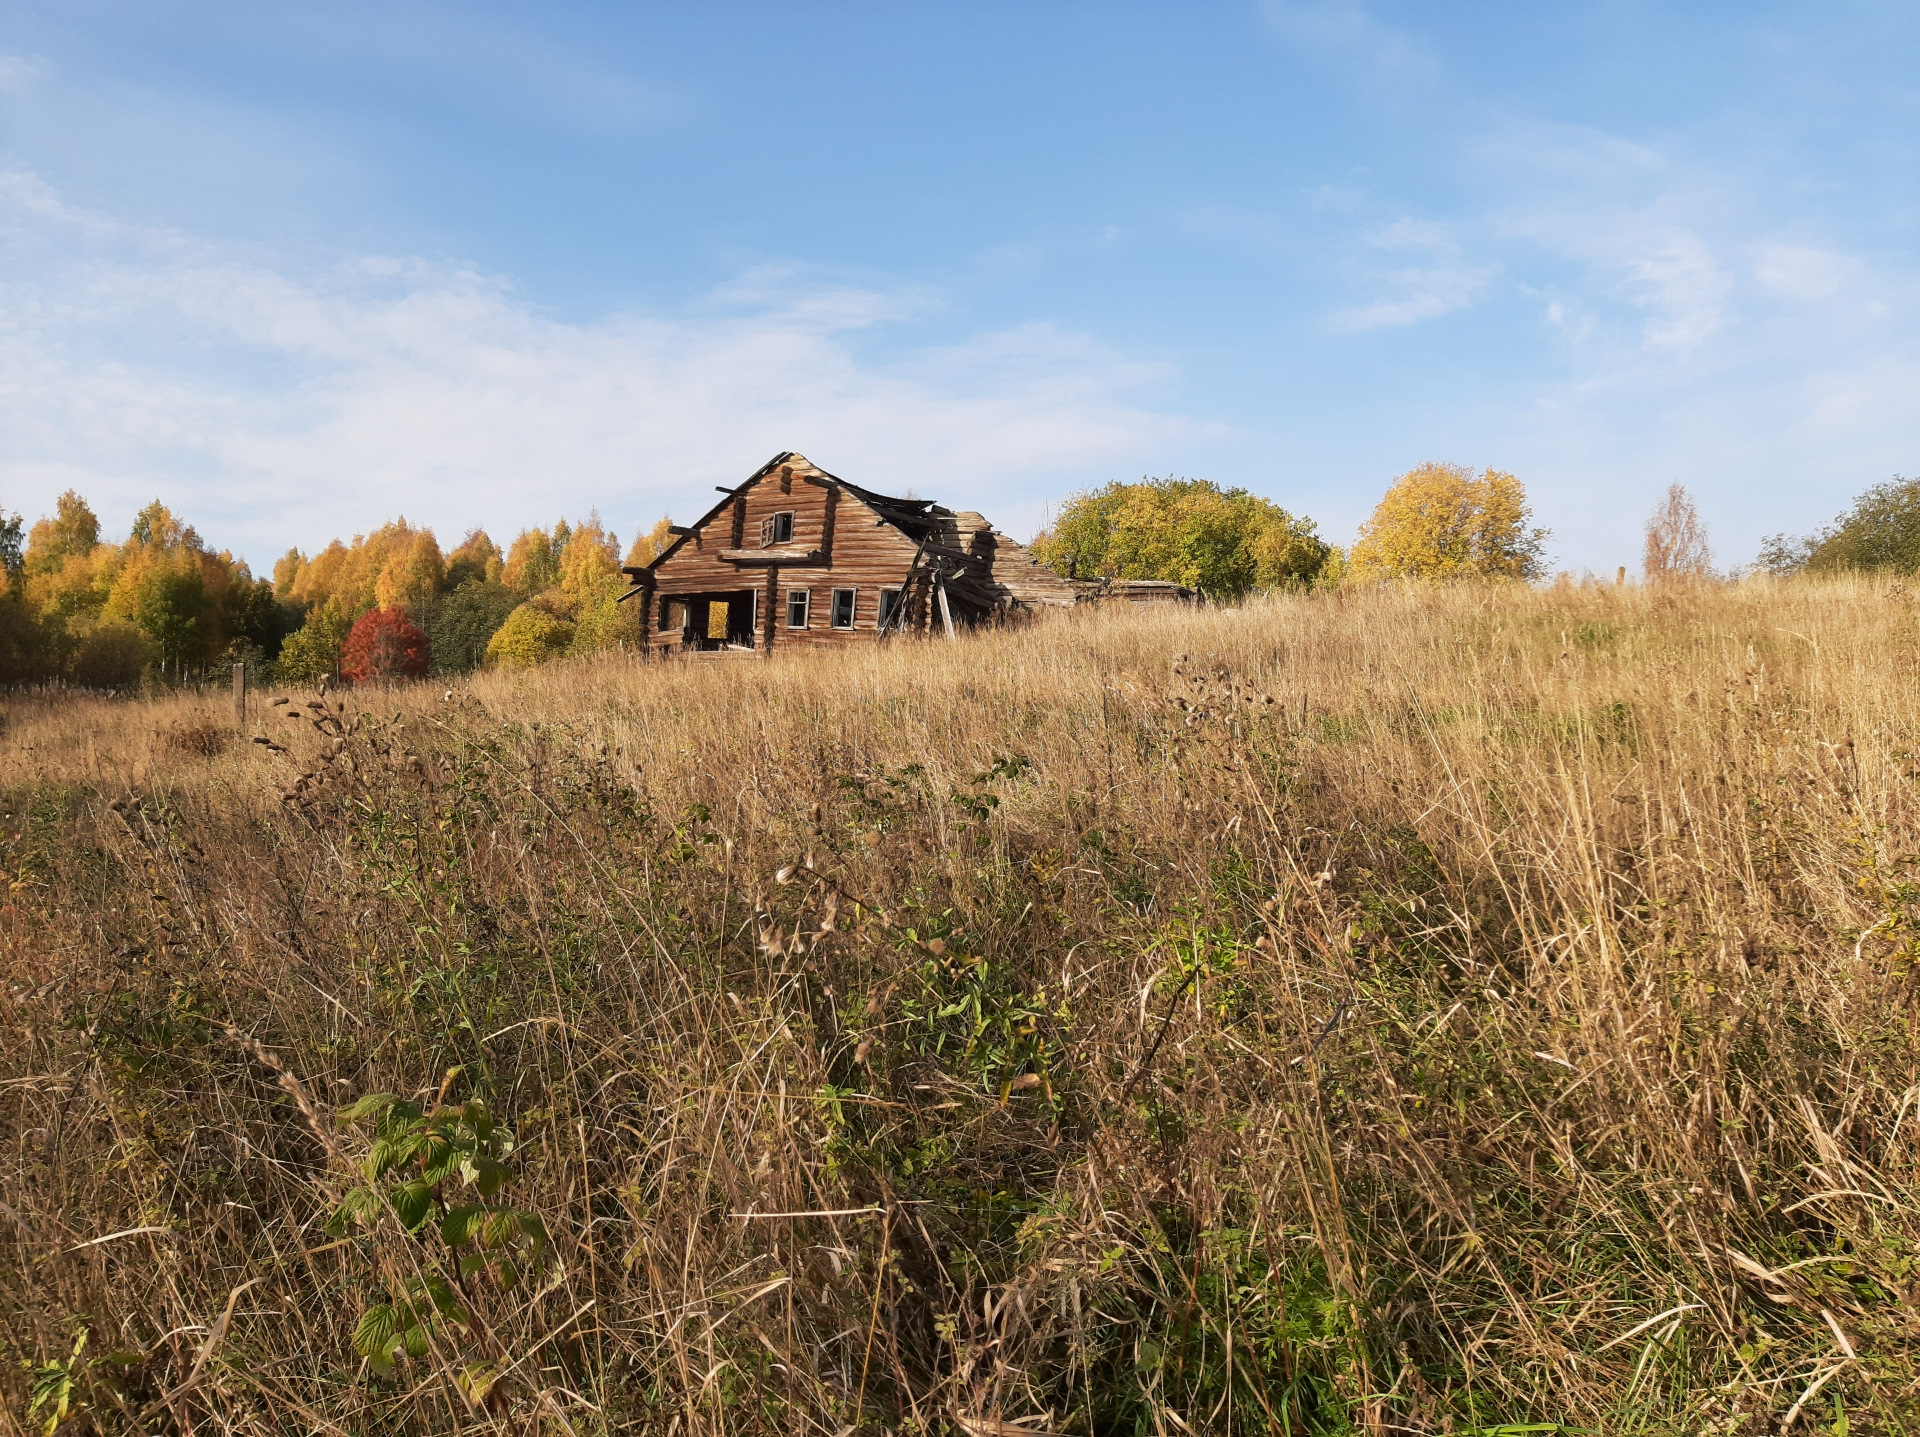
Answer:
[{"left": 1, "top": 2, "right": 1915, "bottom": 574}]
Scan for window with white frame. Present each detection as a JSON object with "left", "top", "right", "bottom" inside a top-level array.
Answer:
[
  {"left": 786, "top": 589, "right": 810, "bottom": 628},
  {"left": 876, "top": 588, "right": 902, "bottom": 631},
  {"left": 759, "top": 512, "right": 795, "bottom": 547},
  {"left": 830, "top": 588, "right": 856, "bottom": 629}
]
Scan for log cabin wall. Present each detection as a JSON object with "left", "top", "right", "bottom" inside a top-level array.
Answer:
[{"left": 639, "top": 455, "right": 930, "bottom": 653}]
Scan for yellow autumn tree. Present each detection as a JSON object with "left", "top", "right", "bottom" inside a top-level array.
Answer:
[
  {"left": 1347, "top": 463, "right": 1548, "bottom": 583},
  {"left": 290, "top": 540, "right": 350, "bottom": 611},
  {"left": 623, "top": 517, "right": 676, "bottom": 570},
  {"left": 557, "top": 514, "right": 634, "bottom": 656},
  {"left": 373, "top": 530, "right": 445, "bottom": 617},
  {"left": 503, "top": 527, "right": 561, "bottom": 595},
  {"left": 445, "top": 531, "right": 505, "bottom": 588}
]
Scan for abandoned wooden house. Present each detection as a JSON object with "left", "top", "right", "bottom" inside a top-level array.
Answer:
[{"left": 617, "top": 452, "right": 1077, "bottom": 653}]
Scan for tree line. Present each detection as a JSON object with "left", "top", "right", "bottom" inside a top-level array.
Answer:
[
  {"left": 1, "top": 464, "right": 1911, "bottom": 688},
  {"left": 1038, "top": 464, "right": 1920, "bottom": 591},
  {"left": 0, "top": 491, "right": 671, "bottom": 689}
]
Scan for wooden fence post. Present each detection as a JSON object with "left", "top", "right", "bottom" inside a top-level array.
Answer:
[{"left": 232, "top": 662, "right": 246, "bottom": 726}]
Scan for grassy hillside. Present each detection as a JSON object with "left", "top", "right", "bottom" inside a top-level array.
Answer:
[{"left": 3, "top": 579, "right": 1917, "bottom": 1435}]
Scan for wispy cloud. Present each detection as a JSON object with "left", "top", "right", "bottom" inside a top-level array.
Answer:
[
  {"left": 1753, "top": 244, "right": 1856, "bottom": 301},
  {"left": 1326, "top": 264, "right": 1500, "bottom": 332},
  {"left": 1325, "top": 216, "right": 1499, "bottom": 331},
  {"left": 0, "top": 171, "right": 1202, "bottom": 559},
  {"left": 1261, "top": 0, "right": 1439, "bottom": 81}
]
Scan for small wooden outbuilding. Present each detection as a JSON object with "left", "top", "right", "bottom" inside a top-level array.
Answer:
[{"left": 618, "top": 452, "right": 1076, "bottom": 654}]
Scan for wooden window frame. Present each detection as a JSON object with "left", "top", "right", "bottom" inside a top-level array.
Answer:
[
  {"left": 760, "top": 511, "right": 795, "bottom": 547},
  {"left": 877, "top": 588, "right": 903, "bottom": 632},
  {"left": 830, "top": 587, "right": 857, "bottom": 630},
  {"left": 785, "top": 589, "right": 810, "bottom": 629}
]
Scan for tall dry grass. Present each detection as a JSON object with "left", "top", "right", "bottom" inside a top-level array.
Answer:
[{"left": 2, "top": 577, "right": 1918, "bottom": 1435}]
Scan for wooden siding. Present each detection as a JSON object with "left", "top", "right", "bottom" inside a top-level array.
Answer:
[{"left": 640, "top": 456, "right": 926, "bottom": 653}]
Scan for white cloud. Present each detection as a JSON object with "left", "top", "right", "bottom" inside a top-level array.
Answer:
[
  {"left": 1365, "top": 217, "right": 1455, "bottom": 252},
  {"left": 1327, "top": 263, "right": 1500, "bottom": 332},
  {"left": 1753, "top": 244, "right": 1856, "bottom": 301},
  {"left": 1262, "top": 0, "right": 1439, "bottom": 80},
  {"left": 0, "top": 171, "right": 1203, "bottom": 559},
  {"left": 1621, "top": 232, "right": 1731, "bottom": 350}
]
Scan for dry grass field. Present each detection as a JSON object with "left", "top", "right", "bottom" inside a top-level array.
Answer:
[{"left": 3, "top": 578, "right": 1919, "bottom": 1435}]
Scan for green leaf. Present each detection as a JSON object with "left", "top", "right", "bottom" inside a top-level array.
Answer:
[
  {"left": 415, "top": 1273, "right": 469, "bottom": 1324},
  {"left": 389, "top": 1178, "right": 436, "bottom": 1232},
  {"left": 440, "top": 1204, "right": 486, "bottom": 1247},
  {"left": 420, "top": 1135, "right": 463, "bottom": 1186},
  {"left": 459, "top": 1251, "right": 490, "bottom": 1279},
  {"left": 479, "top": 1208, "right": 520, "bottom": 1249},
  {"left": 462, "top": 1153, "right": 511, "bottom": 1197},
  {"left": 352, "top": 1304, "right": 398, "bottom": 1360},
  {"left": 377, "top": 1101, "right": 423, "bottom": 1135},
  {"left": 337, "top": 1092, "right": 399, "bottom": 1123},
  {"left": 366, "top": 1134, "right": 405, "bottom": 1180},
  {"left": 326, "top": 1185, "right": 379, "bottom": 1236}
]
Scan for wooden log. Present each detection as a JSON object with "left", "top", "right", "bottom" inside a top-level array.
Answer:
[
  {"left": 718, "top": 548, "right": 826, "bottom": 566},
  {"left": 935, "top": 578, "right": 955, "bottom": 639}
]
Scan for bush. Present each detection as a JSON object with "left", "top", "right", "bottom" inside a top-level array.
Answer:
[
  {"left": 340, "top": 608, "right": 429, "bottom": 684},
  {"left": 274, "top": 607, "right": 352, "bottom": 685},
  {"left": 67, "top": 620, "right": 152, "bottom": 689},
  {"left": 485, "top": 603, "right": 575, "bottom": 669},
  {"left": 428, "top": 581, "right": 520, "bottom": 675}
]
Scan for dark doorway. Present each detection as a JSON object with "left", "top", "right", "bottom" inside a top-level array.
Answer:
[{"left": 663, "top": 590, "right": 757, "bottom": 650}]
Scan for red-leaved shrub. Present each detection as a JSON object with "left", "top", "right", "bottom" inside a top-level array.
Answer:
[{"left": 339, "top": 608, "right": 429, "bottom": 684}]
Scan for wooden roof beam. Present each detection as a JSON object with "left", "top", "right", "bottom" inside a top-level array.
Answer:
[{"left": 717, "top": 548, "right": 829, "bottom": 567}]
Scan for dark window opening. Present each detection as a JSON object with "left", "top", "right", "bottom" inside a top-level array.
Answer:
[
  {"left": 831, "top": 588, "right": 856, "bottom": 629},
  {"left": 877, "top": 588, "right": 902, "bottom": 631},
  {"left": 786, "top": 589, "right": 810, "bottom": 629},
  {"left": 760, "top": 512, "right": 794, "bottom": 547}
]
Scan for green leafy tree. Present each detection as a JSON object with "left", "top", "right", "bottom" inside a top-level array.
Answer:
[
  {"left": 0, "top": 508, "right": 34, "bottom": 684},
  {"left": 130, "top": 559, "right": 206, "bottom": 674},
  {"left": 1032, "top": 478, "right": 1328, "bottom": 596},
  {"left": 0, "top": 509, "right": 23, "bottom": 580},
  {"left": 1762, "top": 476, "right": 1920, "bottom": 575},
  {"left": 429, "top": 580, "right": 520, "bottom": 675},
  {"left": 68, "top": 621, "right": 153, "bottom": 689},
  {"left": 225, "top": 577, "right": 300, "bottom": 660},
  {"left": 275, "top": 606, "right": 352, "bottom": 684}
]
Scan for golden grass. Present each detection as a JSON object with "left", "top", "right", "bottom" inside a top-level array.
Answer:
[{"left": 3, "top": 576, "right": 1918, "bottom": 1434}]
